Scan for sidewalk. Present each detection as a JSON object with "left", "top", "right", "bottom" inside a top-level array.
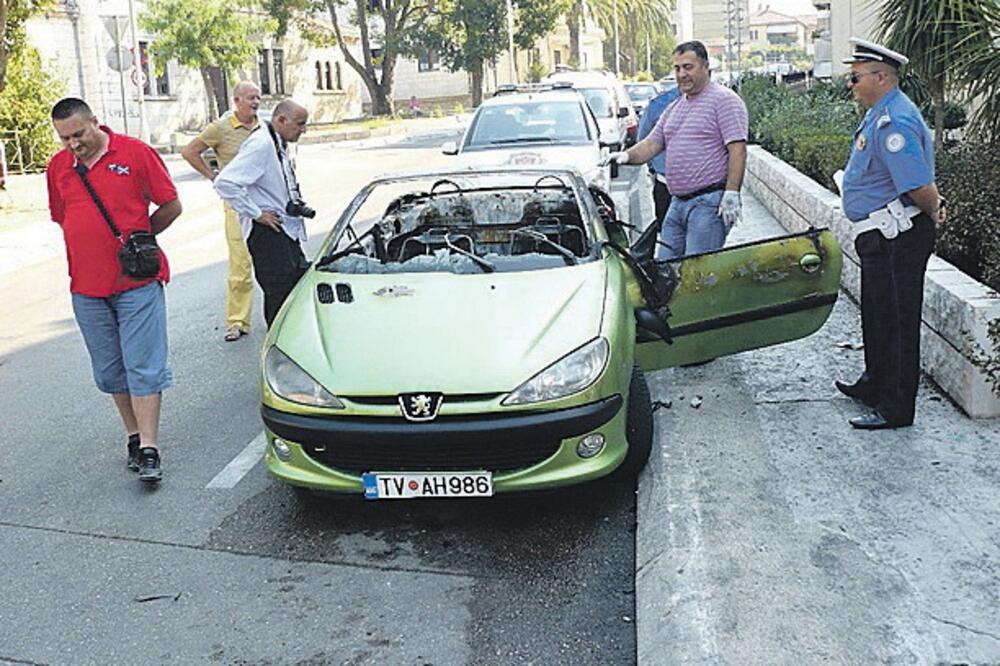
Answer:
[
  {"left": 635, "top": 193, "right": 999, "bottom": 664},
  {"left": 0, "top": 114, "right": 470, "bottom": 279}
]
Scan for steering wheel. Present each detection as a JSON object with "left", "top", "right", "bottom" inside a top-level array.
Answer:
[
  {"left": 533, "top": 174, "right": 568, "bottom": 191},
  {"left": 429, "top": 179, "right": 463, "bottom": 196}
]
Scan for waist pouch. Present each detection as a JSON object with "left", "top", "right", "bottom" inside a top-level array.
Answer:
[
  {"left": 117, "top": 231, "right": 162, "bottom": 279},
  {"left": 852, "top": 198, "right": 921, "bottom": 240}
]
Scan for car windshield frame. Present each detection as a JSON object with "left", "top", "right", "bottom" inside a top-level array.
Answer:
[
  {"left": 316, "top": 168, "right": 606, "bottom": 275},
  {"left": 462, "top": 99, "right": 595, "bottom": 151},
  {"left": 576, "top": 87, "right": 615, "bottom": 119}
]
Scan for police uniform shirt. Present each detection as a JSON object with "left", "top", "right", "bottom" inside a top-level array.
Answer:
[{"left": 841, "top": 87, "right": 935, "bottom": 222}]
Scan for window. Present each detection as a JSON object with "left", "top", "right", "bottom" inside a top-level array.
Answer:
[
  {"left": 258, "top": 50, "right": 271, "bottom": 95},
  {"left": 138, "top": 41, "right": 170, "bottom": 96},
  {"left": 272, "top": 49, "right": 285, "bottom": 95},
  {"left": 553, "top": 50, "right": 562, "bottom": 65},
  {"left": 315, "top": 61, "right": 323, "bottom": 89},
  {"left": 335, "top": 62, "right": 343, "bottom": 90},
  {"left": 418, "top": 50, "right": 439, "bottom": 72},
  {"left": 325, "top": 62, "right": 332, "bottom": 90}
]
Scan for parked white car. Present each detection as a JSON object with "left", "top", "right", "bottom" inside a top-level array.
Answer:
[
  {"left": 541, "top": 69, "right": 638, "bottom": 148},
  {"left": 441, "top": 84, "right": 621, "bottom": 190}
]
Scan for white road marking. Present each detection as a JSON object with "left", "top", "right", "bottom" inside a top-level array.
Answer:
[{"left": 206, "top": 432, "right": 267, "bottom": 489}]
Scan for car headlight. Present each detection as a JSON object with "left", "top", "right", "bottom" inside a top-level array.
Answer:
[
  {"left": 502, "top": 338, "right": 610, "bottom": 406},
  {"left": 264, "top": 346, "right": 344, "bottom": 408}
]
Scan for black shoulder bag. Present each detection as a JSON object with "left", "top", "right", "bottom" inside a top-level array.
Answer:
[{"left": 74, "top": 163, "right": 162, "bottom": 279}]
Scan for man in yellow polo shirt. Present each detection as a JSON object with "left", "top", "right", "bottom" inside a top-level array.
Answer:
[{"left": 181, "top": 81, "right": 261, "bottom": 341}]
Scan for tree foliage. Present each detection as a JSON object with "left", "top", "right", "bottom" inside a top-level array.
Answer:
[
  {"left": 0, "top": 45, "right": 63, "bottom": 172},
  {"left": 874, "top": 0, "right": 999, "bottom": 149},
  {"left": 140, "top": 0, "right": 276, "bottom": 120},
  {"left": 566, "top": 0, "right": 671, "bottom": 74},
  {"left": 408, "top": 0, "right": 569, "bottom": 105},
  {"left": 0, "top": 0, "right": 54, "bottom": 93}
]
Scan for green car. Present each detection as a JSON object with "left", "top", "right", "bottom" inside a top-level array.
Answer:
[{"left": 260, "top": 167, "right": 842, "bottom": 500}]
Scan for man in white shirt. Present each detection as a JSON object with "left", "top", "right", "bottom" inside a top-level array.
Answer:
[{"left": 214, "top": 100, "right": 311, "bottom": 326}]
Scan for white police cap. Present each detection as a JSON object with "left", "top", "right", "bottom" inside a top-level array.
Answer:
[{"left": 842, "top": 37, "right": 909, "bottom": 69}]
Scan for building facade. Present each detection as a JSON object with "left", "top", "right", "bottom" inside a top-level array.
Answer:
[
  {"left": 25, "top": 0, "right": 365, "bottom": 146},
  {"left": 379, "top": 16, "right": 606, "bottom": 109},
  {"left": 674, "top": 0, "right": 751, "bottom": 72}
]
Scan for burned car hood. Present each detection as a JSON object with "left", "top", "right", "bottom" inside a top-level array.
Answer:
[{"left": 273, "top": 260, "right": 608, "bottom": 395}]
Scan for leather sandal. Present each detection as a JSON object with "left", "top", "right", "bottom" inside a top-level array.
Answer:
[{"left": 224, "top": 326, "right": 247, "bottom": 342}]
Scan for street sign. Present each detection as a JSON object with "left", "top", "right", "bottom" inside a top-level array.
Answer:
[
  {"left": 130, "top": 67, "right": 148, "bottom": 89},
  {"left": 106, "top": 46, "right": 133, "bottom": 72}
]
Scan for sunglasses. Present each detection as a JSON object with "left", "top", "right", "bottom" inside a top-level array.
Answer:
[{"left": 848, "top": 71, "right": 881, "bottom": 85}]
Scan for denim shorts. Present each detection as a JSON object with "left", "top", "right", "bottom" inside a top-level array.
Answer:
[
  {"left": 71, "top": 281, "right": 173, "bottom": 396},
  {"left": 655, "top": 189, "right": 728, "bottom": 261}
]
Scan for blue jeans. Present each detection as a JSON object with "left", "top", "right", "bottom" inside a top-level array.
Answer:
[
  {"left": 71, "top": 281, "right": 172, "bottom": 396},
  {"left": 654, "top": 189, "right": 728, "bottom": 260}
]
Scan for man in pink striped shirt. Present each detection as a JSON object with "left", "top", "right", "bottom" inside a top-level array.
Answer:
[{"left": 603, "top": 41, "right": 748, "bottom": 259}]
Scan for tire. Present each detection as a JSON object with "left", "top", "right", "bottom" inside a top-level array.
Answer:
[{"left": 620, "top": 364, "right": 653, "bottom": 477}]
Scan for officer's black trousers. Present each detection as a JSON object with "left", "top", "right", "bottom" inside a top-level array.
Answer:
[
  {"left": 854, "top": 213, "right": 935, "bottom": 424},
  {"left": 247, "top": 225, "right": 308, "bottom": 327},
  {"left": 653, "top": 178, "right": 672, "bottom": 224}
]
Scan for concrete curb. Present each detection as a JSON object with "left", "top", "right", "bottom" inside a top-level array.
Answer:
[{"left": 745, "top": 145, "right": 1000, "bottom": 418}]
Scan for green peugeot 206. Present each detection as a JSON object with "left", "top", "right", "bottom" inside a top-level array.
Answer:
[{"left": 260, "top": 167, "right": 842, "bottom": 500}]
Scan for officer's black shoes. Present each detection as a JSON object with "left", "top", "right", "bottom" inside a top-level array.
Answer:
[
  {"left": 127, "top": 433, "right": 141, "bottom": 472},
  {"left": 849, "top": 411, "right": 912, "bottom": 430},
  {"left": 138, "top": 447, "right": 162, "bottom": 483},
  {"left": 835, "top": 380, "right": 878, "bottom": 407}
]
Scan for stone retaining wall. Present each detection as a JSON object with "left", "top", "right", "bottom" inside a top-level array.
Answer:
[{"left": 745, "top": 145, "right": 1000, "bottom": 418}]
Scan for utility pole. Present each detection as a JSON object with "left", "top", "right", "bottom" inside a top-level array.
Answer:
[
  {"left": 613, "top": 0, "right": 620, "bottom": 75},
  {"left": 646, "top": 34, "right": 651, "bottom": 73},
  {"left": 506, "top": 0, "right": 517, "bottom": 82},
  {"left": 127, "top": 0, "right": 149, "bottom": 143}
]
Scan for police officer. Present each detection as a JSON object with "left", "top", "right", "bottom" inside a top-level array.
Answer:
[{"left": 835, "top": 37, "right": 944, "bottom": 430}]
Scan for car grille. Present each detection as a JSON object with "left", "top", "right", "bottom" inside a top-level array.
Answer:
[{"left": 303, "top": 437, "right": 562, "bottom": 474}]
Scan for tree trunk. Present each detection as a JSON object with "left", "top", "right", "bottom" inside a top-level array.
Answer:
[
  {"left": 470, "top": 61, "right": 484, "bottom": 107},
  {"left": 931, "top": 73, "right": 945, "bottom": 150},
  {"left": 568, "top": 1, "right": 582, "bottom": 67},
  {"left": 200, "top": 67, "right": 219, "bottom": 121},
  {"left": 0, "top": 0, "right": 9, "bottom": 93}
]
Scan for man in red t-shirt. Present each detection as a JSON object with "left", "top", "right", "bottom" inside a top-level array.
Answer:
[{"left": 46, "top": 98, "right": 182, "bottom": 483}]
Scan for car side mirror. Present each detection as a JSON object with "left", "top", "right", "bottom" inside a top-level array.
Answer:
[
  {"left": 618, "top": 106, "right": 631, "bottom": 118},
  {"left": 635, "top": 307, "right": 673, "bottom": 344},
  {"left": 441, "top": 141, "right": 459, "bottom": 155}
]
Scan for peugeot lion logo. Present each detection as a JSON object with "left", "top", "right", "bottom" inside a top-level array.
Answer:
[{"left": 398, "top": 393, "right": 443, "bottom": 422}]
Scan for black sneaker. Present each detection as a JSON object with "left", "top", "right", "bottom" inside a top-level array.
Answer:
[
  {"left": 127, "top": 434, "right": 141, "bottom": 472},
  {"left": 137, "top": 447, "right": 162, "bottom": 483}
]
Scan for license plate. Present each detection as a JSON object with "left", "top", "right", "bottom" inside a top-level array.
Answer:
[{"left": 362, "top": 471, "right": 493, "bottom": 500}]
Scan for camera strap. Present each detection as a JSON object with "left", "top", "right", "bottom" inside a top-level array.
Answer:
[
  {"left": 265, "top": 122, "right": 297, "bottom": 201},
  {"left": 74, "top": 163, "right": 125, "bottom": 245}
]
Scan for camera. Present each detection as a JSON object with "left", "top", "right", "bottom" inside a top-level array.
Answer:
[{"left": 285, "top": 199, "right": 316, "bottom": 219}]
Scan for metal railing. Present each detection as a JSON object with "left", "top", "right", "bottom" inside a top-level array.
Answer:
[{"left": 0, "top": 129, "right": 53, "bottom": 177}]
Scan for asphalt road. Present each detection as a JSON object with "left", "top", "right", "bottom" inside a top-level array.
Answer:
[{"left": 0, "top": 131, "right": 644, "bottom": 665}]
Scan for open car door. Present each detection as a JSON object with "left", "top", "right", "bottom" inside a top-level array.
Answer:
[{"left": 633, "top": 228, "right": 842, "bottom": 371}]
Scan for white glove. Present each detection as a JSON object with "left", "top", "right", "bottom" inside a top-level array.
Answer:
[
  {"left": 718, "top": 190, "right": 742, "bottom": 230},
  {"left": 599, "top": 151, "right": 630, "bottom": 167}
]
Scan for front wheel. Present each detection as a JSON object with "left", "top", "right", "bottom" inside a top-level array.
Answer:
[{"left": 619, "top": 364, "right": 653, "bottom": 477}]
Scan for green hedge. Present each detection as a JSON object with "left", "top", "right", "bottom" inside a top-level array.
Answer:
[
  {"left": 740, "top": 74, "right": 999, "bottom": 292},
  {"left": 936, "top": 142, "right": 1000, "bottom": 291},
  {"left": 741, "top": 75, "right": 858, "bottom": 191}
]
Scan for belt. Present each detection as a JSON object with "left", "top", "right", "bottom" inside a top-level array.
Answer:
[
  {"left": 852, "top": 199, "right": 922, "bottom": 240},
  {"left": 674, "top": 181, "right": 727, "bottom": 201}
]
